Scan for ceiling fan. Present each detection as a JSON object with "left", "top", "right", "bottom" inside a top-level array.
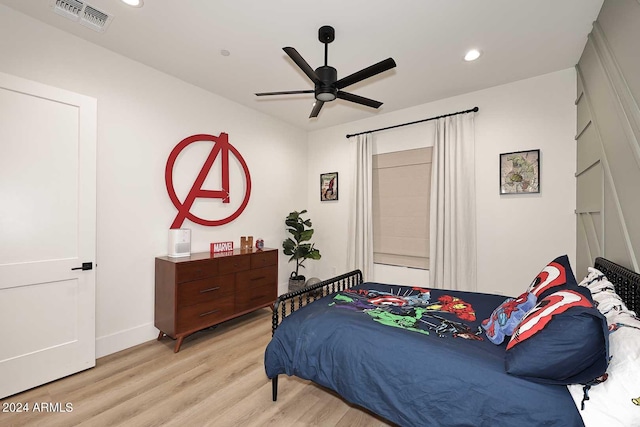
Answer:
[{"left": 255, "top": 25, "right": 396, "bottom": 118}]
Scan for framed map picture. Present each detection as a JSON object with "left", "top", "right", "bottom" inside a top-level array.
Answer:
[
  {"left": 320, "top": 172, "right": 338, "bottom": 201},
  {"left": 500, "top": 149, "right": 540, "bottom": 194}
]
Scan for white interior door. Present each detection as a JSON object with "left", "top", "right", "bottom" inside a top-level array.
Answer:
[{"left": 0, "top": 71, "right": 97, "bottom": 399}]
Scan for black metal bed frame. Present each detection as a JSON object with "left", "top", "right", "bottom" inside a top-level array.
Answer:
[
  {"left": 270, "top": 269, "right": 363, "bottom": 400},
  {"left": 269, "top": 259, "right": 640, "bottom": 402},
  {"left": 594, "top": 257, "right": 640, "bottom": 314}
]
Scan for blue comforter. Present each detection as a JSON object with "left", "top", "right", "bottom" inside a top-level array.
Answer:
[{"left": 264, "top": 282, "right": 584, "bottom": 427}]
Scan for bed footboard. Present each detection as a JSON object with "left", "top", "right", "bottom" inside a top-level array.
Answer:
[
  {"left": 270, "top": 269, "right": 362, "bottom": 402},
  {"left": 271, "top": 269, "right": 363, "bottom": 336}
]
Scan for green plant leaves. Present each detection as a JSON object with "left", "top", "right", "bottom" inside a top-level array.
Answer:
[
  {"left": 282, "top": 210, "right": 321, "bottom": 277},
  {"left": 298, "top": 229, "right": 313, "bottom": 242},
  {"left": 282, "top": 238, "right": 296, "bottom": 255}
]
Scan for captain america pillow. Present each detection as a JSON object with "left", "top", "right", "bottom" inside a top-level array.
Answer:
[
  {"left": 505, "top": 286, "right": 609, "bottom": 385},
  {"left": 526, "top": 254, "right": 579, "bottom": 300},
  {"left": 481, "top": 292, "right": 537, "bottom": 344}
]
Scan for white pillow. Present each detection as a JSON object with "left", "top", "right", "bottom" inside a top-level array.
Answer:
[
  {"left": 570, "top": 268, "right": 640, "bottom": 426},
  {"left": 579, "top": 267, "right": 637, "bottom": 320}
]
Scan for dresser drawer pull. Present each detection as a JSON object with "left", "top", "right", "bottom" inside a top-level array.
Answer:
[
  {"left": 199, "top": 309, "right": 220, "bottom": 317},
  {"left": 251, "top": 276, "right": 266, "bottom": 281},
  {"left": 199, "top": 286, "right": 221, "bottom": 293}
]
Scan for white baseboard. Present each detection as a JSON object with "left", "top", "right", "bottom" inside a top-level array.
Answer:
[{"left": 95, "top": 322, "right": 158, "bottom": 358}]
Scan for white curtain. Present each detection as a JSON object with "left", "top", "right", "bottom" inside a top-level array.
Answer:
[
  {"left": 347, "top": 133, "right": 374, "bottom": 280},
  {"left": 429, "top": 113, "right": 477, "bottom": 290}
]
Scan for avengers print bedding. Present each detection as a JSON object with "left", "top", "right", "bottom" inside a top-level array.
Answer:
[{"left": 264, "top": 282, "right": 584, "bottom": 427}]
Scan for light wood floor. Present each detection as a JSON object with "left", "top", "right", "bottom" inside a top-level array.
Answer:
[{"left": 0, "top": 309, "right": 396, "bottom": 427}]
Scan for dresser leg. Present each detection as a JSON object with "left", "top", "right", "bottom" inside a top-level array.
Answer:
[
  {"left": 174, "top": 336, "right": 184, "bottom": 353},
  {"left": 157, "top": 331, "right": 165, "bottom": 341}
]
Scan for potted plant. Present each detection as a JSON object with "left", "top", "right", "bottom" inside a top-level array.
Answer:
[{"left": 282, "top": 210, "right": 321, "bottom": 292}]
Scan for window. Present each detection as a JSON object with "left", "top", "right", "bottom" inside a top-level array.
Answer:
[{"left": 372, "top": 147, "right": 432, "bottom": 269}]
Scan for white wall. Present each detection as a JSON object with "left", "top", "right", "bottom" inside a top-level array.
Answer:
[
  {"left": 306, "top": 69, "right": 577, "bottom": 297},
  {"left": 0, "top": 4, "right": 579, "bottom": 358},
  {"left": 0, "top": 5, "right": 307, "bottom": 357}
]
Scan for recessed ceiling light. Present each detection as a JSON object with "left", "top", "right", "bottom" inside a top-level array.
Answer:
[
  {"left": 464, "top": 49, "right": 481, "bottom": 61},
  {"left": 121, "top": 0, "right": 143, "bottom": 7},
  {"left": 220, "top": 49, "right": 231, "bottom": 57}
]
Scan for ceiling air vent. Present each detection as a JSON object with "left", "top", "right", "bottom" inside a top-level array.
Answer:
[
  {"left": 79, "top": 4, "right": 113, "bottom": 32},
  {"left": 51, "top": 0, "right": 84, "bottom": 20},
  {"left": 49, "top": 0, "right": 114, "bottom": 33}
]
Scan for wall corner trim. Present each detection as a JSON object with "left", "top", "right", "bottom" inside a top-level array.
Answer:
[{"left": 590, "top": 22, "right": 640, "bottom": 169}]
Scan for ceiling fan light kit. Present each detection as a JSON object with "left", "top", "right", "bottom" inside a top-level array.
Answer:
[{"left": 256, "top": 25, "right": 396, "bottom": 118}]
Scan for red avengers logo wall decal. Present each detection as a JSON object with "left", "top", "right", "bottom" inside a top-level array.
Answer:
[{"left": 165, "top": 133, "right": 251, "bottom": 228}]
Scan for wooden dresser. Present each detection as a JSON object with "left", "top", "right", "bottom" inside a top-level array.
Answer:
[{"left": 155, "top": 248, "right": 277, "bottom": 352}]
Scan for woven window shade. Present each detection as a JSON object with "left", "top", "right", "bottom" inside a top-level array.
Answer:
[{"left": 372, "top": 147, "right": 432, "bottom": 269}]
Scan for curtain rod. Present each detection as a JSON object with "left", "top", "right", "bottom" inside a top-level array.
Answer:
[{"left": 345, "top": 106, "right": 479, "bottom": 139}]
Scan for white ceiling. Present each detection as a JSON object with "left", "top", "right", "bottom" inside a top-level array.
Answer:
[{"left": 0, "top": 0, "right": 603, "bottom": 131}]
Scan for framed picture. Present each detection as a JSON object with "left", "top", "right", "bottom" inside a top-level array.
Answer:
[
  {"left": 499, "top": 149, "right": 540, "bottom": 194},
  {"left": 320, "top": 172, "right": 338, "bottom": 201}
]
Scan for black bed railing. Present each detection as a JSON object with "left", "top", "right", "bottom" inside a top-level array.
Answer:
[
  {"left": 271, "top": 269, "right": 363, "bottom": 336},
  {"left": 594, "top": 257, "right": 640, "bottom": 314},
  {"left": 269, "top": 269, "right": 363, "bottom": 401}
]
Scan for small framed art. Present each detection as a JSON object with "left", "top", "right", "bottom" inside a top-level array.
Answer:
[
  {"left": 499, "top": 149, "right": 540, "bottom": 194},
  {"left": 320, "top": 172, "right": 338, "bottom": 201}
]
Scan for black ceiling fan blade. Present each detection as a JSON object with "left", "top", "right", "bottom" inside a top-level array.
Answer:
[
  {"left": 337, "top": 91, "right": 383, "bottom": 109},
  {"left": 309, "top": 101, "right": 324, "bottom": 118},
  {"left": 255, "top": 90, "right": 314, "bottom": 96},
  {"left": 283, "top": 47, "right": 321, "bottom": 85},
  {"left": 335, "top": 58, "right": 396, "bottom": 90}
]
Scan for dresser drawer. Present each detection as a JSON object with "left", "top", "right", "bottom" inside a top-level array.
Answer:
[
  {"left": 177, "top": 274, "right": 235, "bottom": 307},
  {"left": 218, "top": 253, "right": 251, "bottom": 275},
  {"left": 175, "top": 259, "right": 218, "bottom": 283},
  {"left": 236, "top": 265, "right": 276, "bottom": 311},
  {"left": 236, "top": 283, "right": 276, "bottom": 312},
  {"left": 155, "top": 249, "right": 278, "bottom": 352},
  {"left": 176, "top": 295, "right": 235, "bottom": 332},
  {"left": 251, "top": 250, "right": 277, "bottom": 269},
  {"left": 236, "top": 265, "right": 277, "bottom": 292}
]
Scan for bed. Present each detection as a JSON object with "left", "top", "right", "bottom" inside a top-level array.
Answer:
[{"left": 264, "top": 256, "right": 640, "bottom": 427}]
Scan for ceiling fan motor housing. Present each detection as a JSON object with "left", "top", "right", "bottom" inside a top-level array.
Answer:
[
  {"left": 315, "top": 66, "right": 337, "bottom": 101},
  {"left": 255, "top": 24, "right": 396, "bottom": 117}
]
